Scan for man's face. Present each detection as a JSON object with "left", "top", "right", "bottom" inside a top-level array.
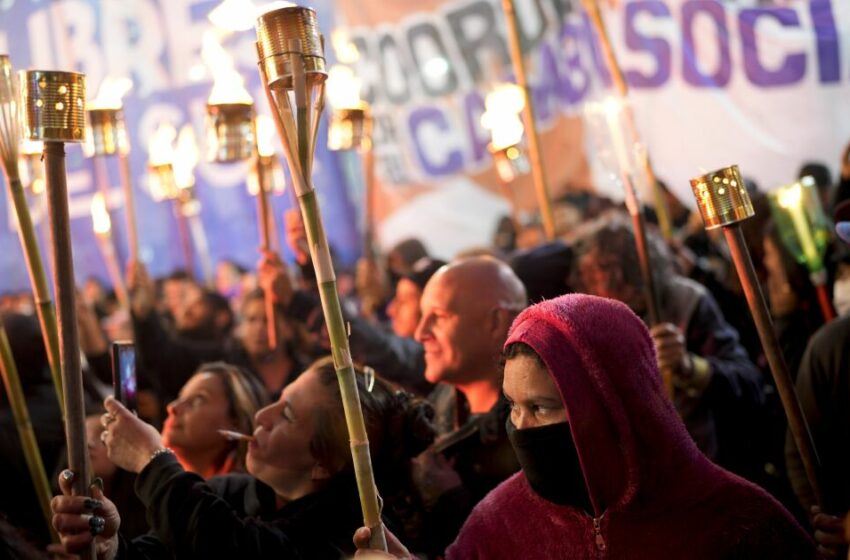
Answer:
[
  {"left": 387, "top": 278, "right": 422, "bottom": 338},
  {"left": 414, "top": 274, "right": 497, "bottom": 385}
]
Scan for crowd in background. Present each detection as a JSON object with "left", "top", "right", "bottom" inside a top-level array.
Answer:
[{"left": 1, "top": 148, "right": 850, "bottom": 559}]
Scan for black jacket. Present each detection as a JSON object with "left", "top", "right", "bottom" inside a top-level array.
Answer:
[{"left": 117, "top": 453, "right": 364, "bottom": 559}]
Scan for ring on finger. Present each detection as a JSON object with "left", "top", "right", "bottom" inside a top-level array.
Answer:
[
  {"left": 100, "top": 413, "right": 114, "bottom": 428},
  {"left": 100, "top": 430, "right": 108, "bottom": 443}
]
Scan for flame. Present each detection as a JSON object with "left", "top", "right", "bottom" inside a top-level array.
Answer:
[
  {"left": 326, "top": 65, "right": 362, "bottom": 109},
  {"left": 208, "top": 0, "right": 257, "bottom": 32},
  {"left": 777, "top": 182, "right": 803, "bottom": 210},
  {"left": 203, "top": 29, "right": 253, "bottom": 105},
  {"left": 148, "top": 123, "right": 177, "bottom": 166},
  {"left": 256, "top": 115, "right": 276, "bottom": 157},
  {"left": 481, "top": 83, "right": 525, "bottom": 151},
  {"left": 258, "top": 1, "right": 297, "bottom": 15},
  {"left": 20, "top": 139, "right": 43, "bottom": 156},
  {"left": 174, "top": 125, "right": 199, "bottom": 189},
  {"left": 91, "top": 192, "right": 112, "bottom": 234},
  {"left": 332, "top": 29, "right": 360, "bottom": 64},
  {"left": 88, "top": 76, "right": 133, "bottom": 110}
]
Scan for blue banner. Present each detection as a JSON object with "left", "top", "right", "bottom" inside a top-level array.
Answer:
[{"left": 0, "top": 0, "right": 362, "bottom": 294}]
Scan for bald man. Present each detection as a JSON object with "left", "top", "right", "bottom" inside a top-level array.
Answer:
[
  {"left": 416, "top": 257, "right": 527, "bottom": 417},
  {"left": 411, "top": 257, "right": 526, "bottom": 554}
]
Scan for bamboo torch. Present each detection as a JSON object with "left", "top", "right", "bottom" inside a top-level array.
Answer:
[
  {"left": 203, "top": 32, "right": 281, "bottom": 348},
  {"left": 768, "top": 177, "right": 835, "bottom": 322},
  {"left": 690, "top": 165, "right": 824, "bottom": 507},
  {"left": 580, "top": 0, "right": 672, "bottom": 240},
  {"left": 0, "top": 55, "right": 64, "bottom": 415},
  {"left": 499, "top": 0, "right": 555, "bottom": 240},
  {"left": 255, "top": 6, "right": 387, "bottom": 551},
  {"left": 85, "top": 77, "right": 139, "bottom": 263},
  {"left": 480, "top": 82, "right": 529, "bottom": 231},
  {"left": 587, "top": 96, "right": 669, "bottom": 395},
  {"left": 20, "top": 68, "right": 95, "bottom": 560},
  {"left": 0, "top": 322, "right": 57, "bottom": 542},
  {"left": 90, "top": 192, "right": 130, "bottom": 308}
]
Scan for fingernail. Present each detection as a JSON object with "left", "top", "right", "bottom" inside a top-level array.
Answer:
[
  {"left": 91, "top": 477, "right": 104, "bottom": 492},
  {"left": 61, "top": 470, "right": 74, "bottom": 482},
  {"left": 84, "top": 499, "right": 102, "bottom": 510}
]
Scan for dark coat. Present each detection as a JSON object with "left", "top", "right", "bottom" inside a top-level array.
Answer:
[{"left": 117, "top": 453, "right": 364, "bottom": 559}]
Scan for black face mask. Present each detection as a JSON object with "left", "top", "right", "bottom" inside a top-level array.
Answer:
[{"left": 506, "top": 418, "right": 594, "bottom": 512}]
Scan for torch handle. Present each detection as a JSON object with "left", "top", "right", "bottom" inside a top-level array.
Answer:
[
  {"left": 500, "top": 0, "right": 556, "bottom": 241},
  {"left": 723, "top": 225, "right": 824, "bottom": 507},
  {"left": 362, "top": 144, "right": 376, "bottom": 258},
  {"left": 812, "top": 278, "right": 836, "bottom": 323},
  {"left": 97, "top": 234, "right": 130, "bottom": 309},
  {"left": 118, "top": 153, "right": 140, "bottom": 263},
  {"left": 0, "top": 323, "right": 58, "bottom": 543},
  {"left": 174, "top": 201, "right": 197, "bottom": 281},
  {"left": 44, "top": 141, "right": 95, "bottom": 560},
  {"left": 5, "top": 176, "right": 64, "bottom": 416},
  {"left": 254, "top": 154, "right": 279, "bottom": 350}
]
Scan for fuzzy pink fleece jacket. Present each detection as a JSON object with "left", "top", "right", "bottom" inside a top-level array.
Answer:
[{"left": 447, "top": 294, "right": 815, "bottom": 559}]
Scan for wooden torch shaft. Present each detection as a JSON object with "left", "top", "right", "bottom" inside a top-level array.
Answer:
[
  {"left": 254, "top": 154, "right": 278, "bottom": 350},
  {"left": 500, "top": 0, "right": 556, "bottom": 241},
  {"left": 723, "top": 225, "right": 824, "bottom": 507},
  {"left": 43, "top": 141, "right": 95, "bottom": 560},
  {"left": 118, "top": 153, "right": 140, "bottom": 263},
  {"left": 362, "top": 144, "right": 376, "bottom": 259}
]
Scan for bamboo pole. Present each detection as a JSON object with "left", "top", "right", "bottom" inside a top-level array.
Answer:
[
  {"left": 255, "top": 19, "right": 387, "bottom": 548},
  {"left": 580, "top": 0, "right": 673, "bottom": 241},
  {"left": 0, "top": 56, "right": 64, "bottom": 416},
  {"left": 0, "top": 323, "right": 58, "bottom": 542},
  {"left": 500, "top": 0, "right": 556, "bottom": 240}
]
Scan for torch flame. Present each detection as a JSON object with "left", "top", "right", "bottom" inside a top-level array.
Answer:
[
  {"left": 326, "top": 65, "right": 362, "bottom": 110},
  {"left": 148, "top": 123, "right": 177, "bottom": 166},
  {"left": 88, "top": 76, "right": 133, "bottom": 110},
  {"left": 777, "top": 182, "right": 803, "bottom": 210},
  {"left": 256, "top": 115, "right": 276, "bottom": 157},
  {"left": 332, "top": 29, "right": 360, "bottom": 64},
  {"left": 203, "top": 30, "right": 253, "bottom": 105},
  {"left": 91, "top": 192, "right": 112, "bottom": 234},
  {"left": 481, "top": 83, "right": 525, "bottom": 151},
  {"left": 20, "top": 139, "right": 43, "bottom": 156},
  {"left": 208, "top": 0, "right": 257, "bottom": 32},
  {"left": 174, "top": 125, "right": 200, "bottom": 190}
]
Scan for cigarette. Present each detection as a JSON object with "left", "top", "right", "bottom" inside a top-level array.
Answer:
[{"left": 218, "top": 429, "right": 255, "bottom": 442}]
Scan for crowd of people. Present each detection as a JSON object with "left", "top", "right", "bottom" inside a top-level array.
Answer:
[{"left": 1, "top": 155, "right": 850, "bottom": 559}]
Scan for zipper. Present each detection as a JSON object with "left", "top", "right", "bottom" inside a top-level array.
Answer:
[{"left": 592, "top": 515, "right": 607, "bottom": 554}]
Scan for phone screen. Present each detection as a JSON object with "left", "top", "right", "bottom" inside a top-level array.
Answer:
[{"left": 112, "top": 342, "right": 137, "bottom": 411}]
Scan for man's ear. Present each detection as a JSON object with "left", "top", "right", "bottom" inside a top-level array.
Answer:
[{"left": 311, "top": 463, "right": 331, "bottom": 482}]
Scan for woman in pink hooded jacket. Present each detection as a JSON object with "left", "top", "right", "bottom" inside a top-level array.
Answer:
[{"left": 356, "top": 294, "right": 815, "bottom": 559}]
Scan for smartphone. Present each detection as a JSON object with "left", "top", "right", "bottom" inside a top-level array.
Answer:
[{"left": 110, "top": 341, "right": 137, "bottom": 412}]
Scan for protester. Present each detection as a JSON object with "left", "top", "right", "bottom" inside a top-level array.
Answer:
[
  {"left": 410, "top": 256, "right": 525, "bottom": 552},
  {"left": 355, "top": 294, "right": 817, "bottom": 559},
  {"left": 129, "top": 260, "right": 305, "bottom": 401},
  {"left": 570, "top": 217, "right": 769, "bottom": 483},
  {"left": 160, "top": 362, "right": 267, "bottom": 477},
  {"left": 50, "top": 358, "right": 435, "bottom": 559}
]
